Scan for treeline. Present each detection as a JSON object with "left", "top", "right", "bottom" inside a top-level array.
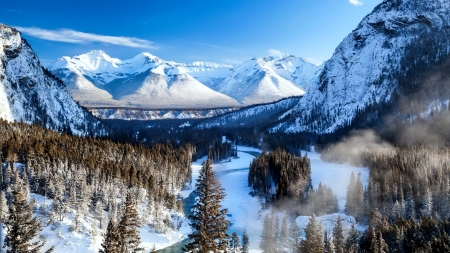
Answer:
[
  {"left": 0, "top": 119, "right": 193, "bottom": 234},
  {"left": 248, "top": 149, "right": 338, "bottom": 215},
  {"left": 260, "top": 213, "right": 358, "bottom": 253}
]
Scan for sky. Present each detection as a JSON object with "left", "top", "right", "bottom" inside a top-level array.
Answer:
[{"left": 1, "top": 0, "right": 383, "bottom": 66}]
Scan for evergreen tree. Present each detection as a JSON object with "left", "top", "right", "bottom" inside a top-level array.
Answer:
[
  {"left": 288, "top": 218, "right": 302, "bottom": 253},
  {"left": 279, "top": 216, "right": 288, "bottom": 251},
  {"left": 242, "top": 229, "right": 250, "bottom": 253},
  {"left": 4, "top": 187, "right": 53, "bottom": 253},
  {"left": 0, "top": 190, "right": 8, "bottom": 251},
  {"left": 118, "top": 193, "right": 143, "bottom": 252},
  {"left": 100, "top": 220, "right": 120, "bottom": 253},
  {"left": 184, "top": 159, "right": 230, "bottom": 253},
  {"left": 301, "top": 213, "right": 324, "bottom": 253},
  {"left": 332, "top": 215, "right": 344, "bottom": 253},
  {"left": 260, "top": 214, "right": 276, "bottom": 253},
  {"left": 230, "top": 231, "right": 241, "bottom": 253}
]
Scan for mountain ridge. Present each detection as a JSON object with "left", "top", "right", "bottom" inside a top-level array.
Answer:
[
  {"left": 0, "top": 24, "right": 105, "bottom": 136},
  {"left": 48, "top": 50, "right": 320, "bottom": 109}
]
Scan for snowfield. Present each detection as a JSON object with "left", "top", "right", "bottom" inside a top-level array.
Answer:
[{"left": 180, "top": 146, "right": 368, "bottom": 252}]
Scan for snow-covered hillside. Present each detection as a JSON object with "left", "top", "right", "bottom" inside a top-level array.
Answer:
[
  {"left": 273, "top": 0, "right": 450, "bottom": 134},
  {"left": 197, "top": 97, "right": 302, "bottom": 129},
  {"left": 48, "top": 51, "right": 319, "bottom": 109},
  {"left": 0, "top": 24, "right": 105, "bottom": 136},
  {"left": 217, "top": 57, "right": 307, "bottom": 105},
  {"left": 90, "top": 107, "right": 237, "bottom": 120}
]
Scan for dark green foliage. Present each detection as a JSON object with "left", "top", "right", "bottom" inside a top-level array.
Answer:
[
  {"left": 248, "top": 148, "right": 311, "bottom": 202},
  {"left": 301, "top": 213, "right": 323, "bottom": 253},
  {"left": 118, "top": 193, "right": 142, "bottom": 252},
  {"left": 184, "top": 160, "right": 229, "bottom": 253},
  {"left": 333, "top": 215, "right": 345, "bottom": 253},
  {"left": 100, "top": 220, "right": 120, "bottom": 253},
  {"left": 4, "top": 187, "right": 53, "bottom": 253},
  {"left": 242, "top": 229, "right": 250, "bottom": 253}
]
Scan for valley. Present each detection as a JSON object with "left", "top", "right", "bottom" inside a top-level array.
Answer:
[{"left": 2, "top": 0, "right": 450, "bottom": 252}]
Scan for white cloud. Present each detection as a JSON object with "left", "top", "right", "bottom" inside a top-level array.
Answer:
[
  {"left": 349, "top": 0, "right": 363, "bottom": 6},
  {"left": 14, "top": 26, "right": 157, "bottom": 49},
  {"left": 268, "top": 49, "right": 284, "bottom": 56}
]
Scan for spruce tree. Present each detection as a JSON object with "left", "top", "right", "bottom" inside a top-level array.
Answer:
[
  {"left": 4, "top": 187, "right": 53, "bottom": 253},
  {"left": 0, "top": 190, "right": 8, "bottom": 251},
  {"left": 301, "top": 213, "right": 324, "bottom": 253},
  {"left": 242, "top": 229, "right": 250, "bottom": 253},
  {"left": 260, "top": 214, "right": 276, "bottom": 253},
  {"left": 288, "top": 218, "right": 302, "bottom": 253},
  {"left": 184, "top": 159, "right": 229, "bottom": 253},
  {"left": 100, "top": 220, "right": 120, "bottom": 253},
  {"left": 118, "top": 193, "right": 143, "bottom": 252},
  {"left": 332, "top": 215, "right": 345, "bottom": 253}
]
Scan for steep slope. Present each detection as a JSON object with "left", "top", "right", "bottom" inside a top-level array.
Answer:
[
  {"left": 217, "top": 58, "right": 306, "bottom": 105},
  {"left": 273, "top": 0, "right": 450, "bottom": 134},
  {"left": 261, "top": 54, "right": 323, "bottom": 91},
  {"left": 49, "top": 51, "right": 240, "bottom": 109},
  {"left": 0, "top": 24, "right": 105, "bottom": 136}
]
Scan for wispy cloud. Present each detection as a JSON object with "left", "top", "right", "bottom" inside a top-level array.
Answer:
[
  {"left": 14, "top": 26, "right": 157, "bottom": 49},
  {"left": 6, "top": 10, "right": 21, "bottom": 13},
  {"left": 349, "top": 0, "right": 363, "bottom": 6},
  {"left": 196, "top": 42, "right": 238, "bottom": 53},
  {"left": 268, "top": 49, "right": 285, "bottom": 57}
]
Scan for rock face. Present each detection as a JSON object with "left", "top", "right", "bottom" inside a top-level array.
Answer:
[
  {"left": 48, "top": 51, "right": 321, "bottom": 109},
  {"left": 274, "top": 0, "right": 450, "bottom": 134},
  {"left": 0, "top": 24, "right": 105, "bottom": 136}
]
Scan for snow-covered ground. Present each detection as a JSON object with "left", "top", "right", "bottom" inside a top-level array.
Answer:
[
  {"left": 180, "top": 146, "right": 369, "bottom": 252},
  {"left": 1, "top": 146, "right": 368, "bottom": 252}
]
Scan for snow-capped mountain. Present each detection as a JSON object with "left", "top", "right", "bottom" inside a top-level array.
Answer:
[
  {"left": 48, "top": 51, "right": 320, "bottom": 109},
  {"left": 49, "top": 51, "right": 239, "bottom": 109},
  {"left": 272, "top": 0, "right": 450, "bottom": 134},
  {"left": 216, "top": 56, "right": 315, "bottom": 105},
  {"left": 0, "top": 24, "right": 105, "bottom": 136}
]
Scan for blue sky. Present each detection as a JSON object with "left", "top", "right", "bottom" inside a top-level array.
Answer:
[{"left": 2, "top": 0, "right": 382, "bottom": 66}]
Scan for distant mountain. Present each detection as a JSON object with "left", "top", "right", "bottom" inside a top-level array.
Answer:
[
  {"left": 48, "top": 51, "right": 320, "bottom": 109},
  {"left": 271, "top": 0, "right": 450, "bottom": 134},
  {"left": 0, "top": 24, "right": 105, "bottom": 136},
  {"left": 216, "top": 56, "right": 319, "bottom": 105},
  {"left": 199, "top": 0, "right": 450, "bottom": 137}
]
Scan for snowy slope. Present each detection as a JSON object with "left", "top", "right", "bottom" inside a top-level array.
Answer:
[
  {"left": 261, "top": 54, "right": 323, "bottom": 91},
  {"left": 48, "top": 51, "right": 319, "bottom": 109},
  {"left": 274, "top": 0, "right": 450, "bottom": 134},
  {"left": 0, "top": 24, "right": 105, "bottom": 136},
  {"left": 48, "top": 51, "right": 240, "bottom": 109},
  {"left": 217, "top": 57, "right": 306, "bottom": 105}
]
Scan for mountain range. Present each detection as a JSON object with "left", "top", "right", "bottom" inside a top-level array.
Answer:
[
  {"left": 203, "top": 0, "right": 450, "bottom": 136},
  {"left": 48, "top": 50, "right": 321, "bottom": 109}
]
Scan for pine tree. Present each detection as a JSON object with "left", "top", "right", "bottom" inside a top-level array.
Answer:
[
  {"left": 345, "top": 223, "right": 359, "bottom": 252},
  {"left": 184, "top": 159, "right": 230, "bottom": 253},
  {"left": 230, "top": 231, "right": 241, "bottom": 253},
  {"left": 288, "top": 218, "right": 302, "bottom": 253},
  {"left": 118, "top": 193, "right": 143, "bottom": 252},
  {"left": 0, "top": 190, "right": 8, "bottom": 252},
  {"left": 260, "top": 214, "right": 276, "bottom": 253},
  {"left": 100, "top": 220, "right": 120, "bottom": 253},
  {"left": 279, "top": 216, "right": 288, "bottom": 250},
  {"left": 301, "top": 213, "right": 324, "bottom": 253},
  {"left": 332, "top": 215, "right": 345, "bottom": 253},
  {"left": 242, "top": 229, "right": 250, "bottom": 253},
  {"left": 4, "top": 187, "right": 54, "bottom": 253}
]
